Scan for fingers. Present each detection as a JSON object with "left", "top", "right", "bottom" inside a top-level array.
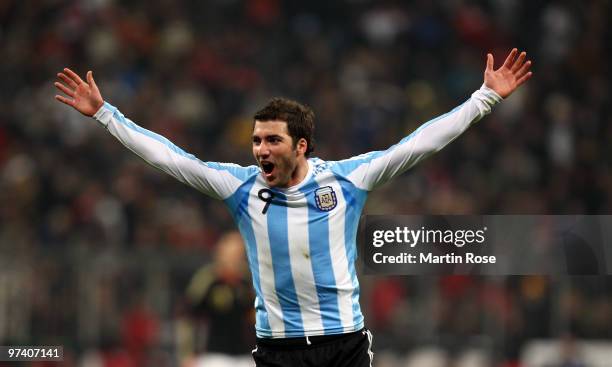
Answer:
[
  {"left": 63, "top": 68, "right": 85, "bottom": 85},
  {"left": 516, "top": 59, "right": 532, "bottom": 78},
  {"left": 486, "top": 53, "right": 494, "bottom": 71},
  {"left": 501, "top": 48, "right": 518, "bottom": 70},
  {"left": 511, "top": 51, "right": 526, "bottom": 72},
  {"left": 516, "top": 71, "right": 533, "bottom": 88},
  {"left": 54, "top": 81, "right": 75, "bottom": 97},
  {"left": 87, "top": 70, "right": 99, "bottom": 91},
  {"left": 58, "top": 72, "right": 78, "bottom": 89},
  {"left": 54, "top": 95, "right": 75, "bottom": 107}
]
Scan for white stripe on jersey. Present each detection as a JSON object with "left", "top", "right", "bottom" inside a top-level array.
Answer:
[
  {"left": 286, "top": 193, "right": 325, "bottom": 332},
  {"left": 314, "top": 173, "right": 355, "bottom": 331},
  {"left": 248, "top": 178, "right": 285, "bottom": 337}
]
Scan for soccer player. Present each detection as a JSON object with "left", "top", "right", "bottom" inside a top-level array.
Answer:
[
  {"left": 184, "top": 231, "right": 255, "bottom": 367},
  {"left": 54, "top": 48, "right": 532, "bottom": 367}
]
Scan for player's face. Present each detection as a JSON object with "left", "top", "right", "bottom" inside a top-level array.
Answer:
[{"left": 252, "top": 120, "right": 305, "bottom": 188}]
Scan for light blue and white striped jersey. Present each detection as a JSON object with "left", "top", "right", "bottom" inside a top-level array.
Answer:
[{"left": 93, "top": 85, "right": 501, "bottom": 338}]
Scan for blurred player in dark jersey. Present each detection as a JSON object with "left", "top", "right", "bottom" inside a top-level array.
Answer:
[{"left": 183, "top": 231, "right": 254, "bottom": 367}]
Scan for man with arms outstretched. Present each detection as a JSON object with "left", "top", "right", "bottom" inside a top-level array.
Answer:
[{"left": 55, "top": 49, "right": 532, "bottom": 367}]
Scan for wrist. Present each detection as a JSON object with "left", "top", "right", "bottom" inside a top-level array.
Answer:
[
  {"left": 92, "top": 101, "right": 108, "bottom": 122},
  {"left": 90, "top": 100, "right": 104, "bottom": 117},
  {"left": 479, "top": 84, "right": 503, "bottom": 102}
]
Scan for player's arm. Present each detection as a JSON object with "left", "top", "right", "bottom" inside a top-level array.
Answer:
[
  {"left": 337, "top": 48, "right": 532, "bottom": 190},
  {"left": 54, "top": 68, "right": 249, "bottom": 200}
]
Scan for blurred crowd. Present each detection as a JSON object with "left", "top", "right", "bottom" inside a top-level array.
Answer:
[{"left": 0, "top": 0, "right": 611, "bottom": 366}]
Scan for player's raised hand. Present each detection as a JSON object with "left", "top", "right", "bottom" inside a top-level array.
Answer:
[
  {"left": 54, "top": 68, "right": 104, "bottom": 117},
  {"left": 484, "top": 48, "right": 532, "bottom": 99}
]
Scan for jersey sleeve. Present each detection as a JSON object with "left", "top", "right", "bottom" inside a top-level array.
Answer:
[
  {"left": 93, "top": 102, "right": 257, "bottom": 200},
  {"left": 331, "top": 85, "right": 502, "bottom": 190}
]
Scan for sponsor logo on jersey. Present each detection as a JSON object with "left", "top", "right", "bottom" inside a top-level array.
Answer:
[{"left": 314, "top": 186, "right": 337, "bottom": 211}]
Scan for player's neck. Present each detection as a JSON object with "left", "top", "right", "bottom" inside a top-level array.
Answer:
[{"left": 287, "top": 157, "right": 309, "bottom": 187}]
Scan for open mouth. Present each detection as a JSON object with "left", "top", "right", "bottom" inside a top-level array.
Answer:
[{"left": 261, "top": 161, "right": 275, "bottom": 175}]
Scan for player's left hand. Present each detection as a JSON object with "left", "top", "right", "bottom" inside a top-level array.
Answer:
[{"left": 484, "top": 48, "right": 532, "bottom": 99}]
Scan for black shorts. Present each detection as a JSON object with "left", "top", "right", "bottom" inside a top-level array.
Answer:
[{"left": 252, "top": 328, "right": 374, "bottom": 367}]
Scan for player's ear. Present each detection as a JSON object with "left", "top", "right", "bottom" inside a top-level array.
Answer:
[{"left": 296, "top": 138, "right": 307, "bottom": 156}]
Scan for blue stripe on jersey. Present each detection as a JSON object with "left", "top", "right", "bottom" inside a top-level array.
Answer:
[
  {"left": 337, "top": 177, "right": 368, "bottom": 327},
  {"left": 104, "top": 102, "right": 257, "bottom": 182},
  {"left": 267, "top": 190, "right": 304, "bottom": 334},
  {"left": 224, "top": 177, "right": 271, "bottom": 336},
  {"left": 298, "top": 178, "right": 341, "bottom": 334},
  {"left": 330, "top": 101, "right": 467, "bottom": 178}
]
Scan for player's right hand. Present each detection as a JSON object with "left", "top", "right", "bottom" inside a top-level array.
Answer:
[
  {"left": 483, "top": 48, "right": 532, "bottom": 99},
  {"left": 54, "top": 68, "right": 104, "bottom": 117}
]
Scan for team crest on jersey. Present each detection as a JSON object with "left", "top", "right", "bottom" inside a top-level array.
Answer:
[{"left": 314, "top": 186, "right": 337, "bottom": 211}]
